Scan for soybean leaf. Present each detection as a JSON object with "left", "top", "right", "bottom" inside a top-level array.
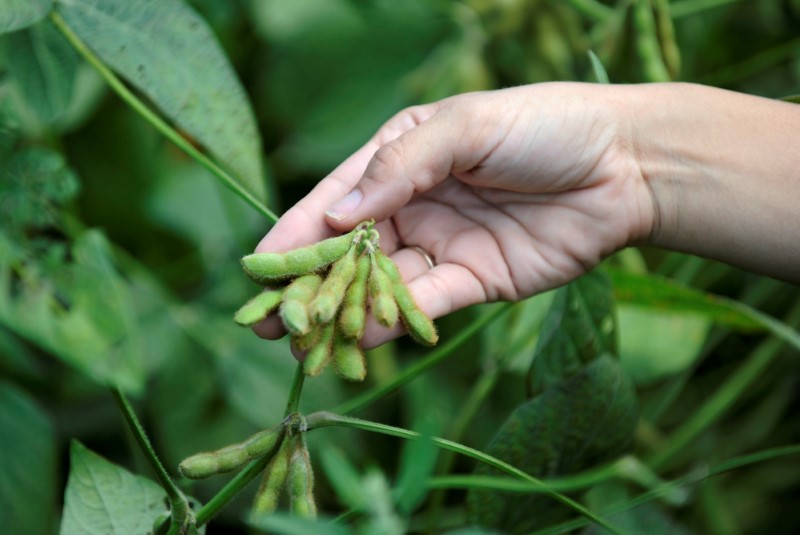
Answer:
[
  {"left": 468, "top": 356, "right": 638, "bottom": 534},
  {"left": 527, "top": 270, "right": 616, "bottom": 397},
  {"left": 0, "top": 229, "right": 146, "bottom": 393},
  {"left": 60, "top": 441, "right": 168, "bottom": 535},
  {"left": 608, "top": 268, "right": 762, "bottom": 330},
  {"left": 55, "top": 0, "right": 267, "bottom": 202},
  {"left": 0, "top": 148, "right": 79, "bottom": 236},
  {"left": 0, "top": 0, "right": 52, "bottom": 34},
  {"left": 6, "top": 19, "right": 79, "bottom": 130},
  {"left": 481, "top": 292, "right": 555, "bottom": 374},
  {"left": 618, "top": 305, "right": 711, "bottom": 385},
  {"left": 0, "top": 382, "right": 57, "bottom": 535}
]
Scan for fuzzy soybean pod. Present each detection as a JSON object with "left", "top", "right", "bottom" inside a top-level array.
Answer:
[
  {"left": 333, "top": 330, "right": 366, "bottom": 382},
  {"left": 280, "top": 274, "right": 323, "bottom": 335},
  {"left": 303, "top": 322, "right": 335, "bottom": 376},
  {"left": 234, "top": 289, "right": 284, "bottom": 327},
  {"left": 369, "top": 253, "right": 399, "bottom": 328},
  {"left": 309, "top": 245, "right": 358, "bottom": 323},
  {"left": 376, "top": 252, "right": 439, "bottom": 347},
  {"left": 241, "top": 229, "right": 356, "bottom": 285},
  {"left": 339, "top": 254, "right": 371, "bottom": 338},
  {"left": 288, "top": 435, "right": 317, "bottom": 518},
  {"left": 252, "top": 435, "right": 294, "bottom": 515},
  {"left": 178, "top": 426, "right": 284, "bottom": 479}
]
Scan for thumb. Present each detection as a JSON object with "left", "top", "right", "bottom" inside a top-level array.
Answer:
[{"left": 323, "top": 106, "right": 483, "bottom": 226}]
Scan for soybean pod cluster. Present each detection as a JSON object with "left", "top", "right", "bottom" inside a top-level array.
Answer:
[
  {"left": 178, "top": 415, "right": 316, "bottom": 518},
  {"left": 235, "top": 220, "right": 438, "bottom": 381}
]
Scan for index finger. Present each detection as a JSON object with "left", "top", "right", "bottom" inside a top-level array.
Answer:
[{"left": 255, "top": 103, "right": 440, "bottom": 254}]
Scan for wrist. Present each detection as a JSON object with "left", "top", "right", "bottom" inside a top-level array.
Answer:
[{"left": 620, "top": 83, "right": 800, "bottom": 281}]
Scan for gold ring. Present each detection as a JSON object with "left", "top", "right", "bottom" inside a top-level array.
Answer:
[{"left": 412, "top": 246, "right": 436, "bottom": 269}]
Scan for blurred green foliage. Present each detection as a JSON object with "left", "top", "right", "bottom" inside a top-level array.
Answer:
[{"left": 1, "top": 0, "right": 799, "bottom": 534}]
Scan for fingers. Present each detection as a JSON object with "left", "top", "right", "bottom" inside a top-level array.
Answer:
[
  {"left": 324, "top": 99, "right": 495, "bottom": 228},
  {"left": 257, "top": 104, "right": 441, "bottom": 257}
]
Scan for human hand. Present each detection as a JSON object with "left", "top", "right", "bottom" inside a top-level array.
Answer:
[{"left": 254, "top": 83, "right": 655, "bottom": 348}]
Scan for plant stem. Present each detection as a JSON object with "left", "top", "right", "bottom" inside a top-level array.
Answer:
[
  {"left": 305, "top": 412, "right": 627, "bottom": 535},
  {"left": 49, "top": 11, "right": 279, "bottom": 224},
  {"left": 334, "top": 304, "right": 512, "bottom": 415},
  {"left": 565, "top": 0, "right": 613, "bottom": 22},
  {"left": 111, "top": 388, "right": 193, "bottom": 528},
  {"left": 284, "top": 364, "right": 306, "bottom": 417}
]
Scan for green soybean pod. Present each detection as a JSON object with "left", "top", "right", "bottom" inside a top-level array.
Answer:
[
  {"left": 293, "top": 325, "right": 320, "bottom": 352},
  {"left": 179, "top": 443, "right": 247, "bottom": 479},
  {"left": 241, "top": 229, "right": 356, "bottom": 285},
  {"left": 376, "top": 252, "right": 439, "bottom": 347},
  {"left": 243, "top": 426, "right": 284, "bottom": 458},
  {"left": 332, "top": 330, "right": 366, "bottom": 382},
  {"left": 252, "top": 436, "right": 293, "bottom": 515},
  {"left": 233, "top": 289, "right": 284, "bottom": 327},
  {"left": 288, "top": 435, "right": 317, "bottom": 518},
  {"left": 280, "top": 274, "right": 323, "bottom": 335},
  {"left": 303, "top": 322, "right": 335, "bottom": 376},
  {"left": 309, "top": 245, "right": 358, "bottom": 323},
  {"left": 369, "top": 254, "right": 399, "bottom": 328},
  {"left": 339, "top": 254, "right": 370, "bottom": 338}
]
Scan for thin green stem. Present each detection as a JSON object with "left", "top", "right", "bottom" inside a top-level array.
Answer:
[
  {"left": 305, "top": 412, "right": 627, "bottom": 535},
  {"left": 648, "top": 300, "right": 800, "bottom": 470},
  {"left": 111, "top": 388, "right": 193, "bottom": 528},
  {"left": 334, "top": 304, "right": 512, "bottom": 415},
  {"left": 698, "top": 37, "right": 800, "bottom": 87},
  {"left": 284, "top": 364, "right": 306, "bottom": 417},
  {"left": 50, "top": 11, "right": 278, "bottom": 224}
]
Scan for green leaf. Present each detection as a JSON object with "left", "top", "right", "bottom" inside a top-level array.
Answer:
[
  {"left": 0, "top": 229, "right": 146, "bottom": 393},
  {"left": 55, "top": 0, "right": 267, "bottom": 202},
  {"left": 6, "top": 18, "right": 79, "bottom": 130},
  {"left": 608, "top": 268, "right": 762, "bottom": 330},
  {"left": 468, "top": 356, "right": 638, "bottom": 534},
  {"left": 60, "top": 441, "right": 168, "bottom": 535},
  {"left": 618, "top": 305, "right": 711, "bottom": 385},
  {"left": 0, "top": 147, "right": 79, "bottom": 235},
  {"left": 0, "top": 0, "right": 52, "bottom": 34},
  {"left": 481, "top": 292, "right": 554, "bottom": 374},
  {"left": 527, "top": 271, "right": 616, "bottom": 397},
  {"left": 0, "top": 382, "right": 57, "bottom": 535}
]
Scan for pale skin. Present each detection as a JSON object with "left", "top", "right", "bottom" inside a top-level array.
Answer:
[{"left": 253, "top": 82, "right": 800, "bottom": 349}]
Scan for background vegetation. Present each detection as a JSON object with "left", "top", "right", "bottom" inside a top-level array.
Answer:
[{"left": 1, "top": 0, "right": 799, "bottom": 534}]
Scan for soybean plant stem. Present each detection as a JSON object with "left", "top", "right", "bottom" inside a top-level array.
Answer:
[
  {"left": 334, "top": 304, "right": 513, "bottom": 415},
  {"left": 305, "top": 412, "right": 627, "bottom": 535},
  {"left": 50, "top": 11, "right": 279, "bottom": 224},
  {"left": 284, "top": 363, "right": 306, "bottom": 417},
  {"left": 111, "top": 388, "right": 194, "bottom": 528}
]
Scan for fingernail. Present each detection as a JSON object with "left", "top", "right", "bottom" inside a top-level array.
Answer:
[{"left": 325, "top": 189, "right": 362, "bottom": 221}]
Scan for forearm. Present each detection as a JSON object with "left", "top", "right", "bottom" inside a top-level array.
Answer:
[{"left": 622, "top": 83, "right": 800, "bottom": 282}]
